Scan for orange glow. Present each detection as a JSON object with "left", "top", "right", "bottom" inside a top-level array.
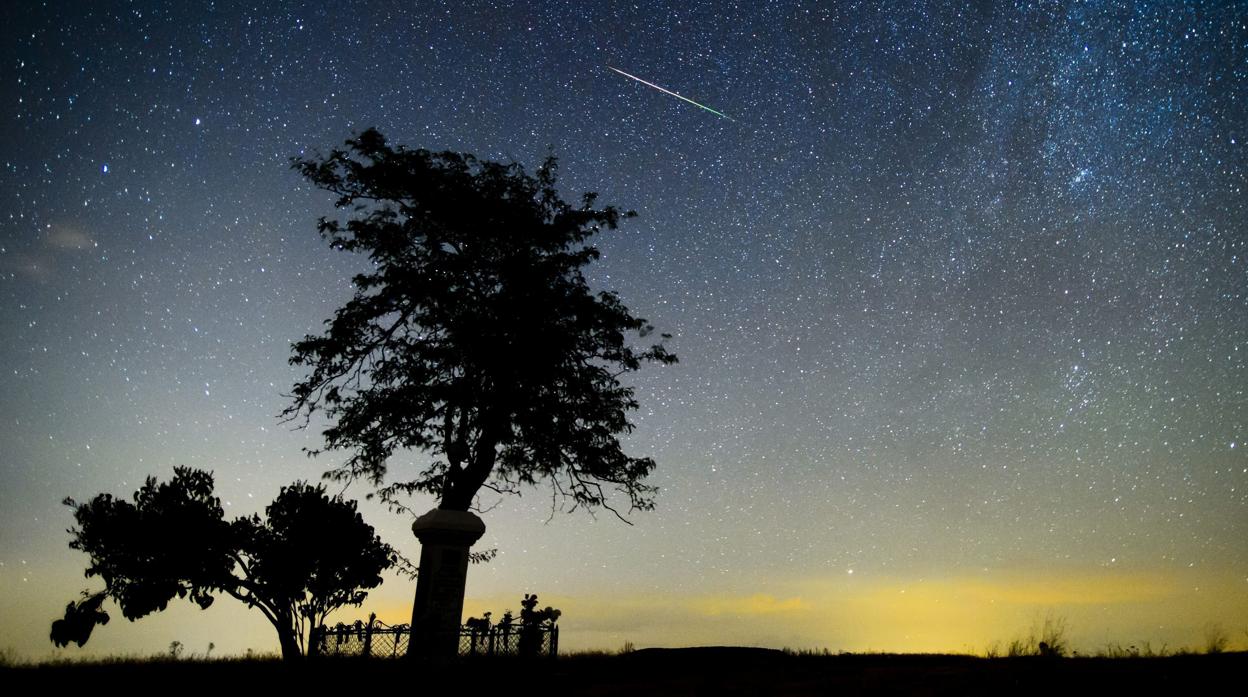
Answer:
[{"left": 450, "top": 568, "right": 1248, "bottom": 655}]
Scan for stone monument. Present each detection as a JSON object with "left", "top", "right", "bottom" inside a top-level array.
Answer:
[{"left": 408, "top": 508, "right": 486, "bottom": 658}]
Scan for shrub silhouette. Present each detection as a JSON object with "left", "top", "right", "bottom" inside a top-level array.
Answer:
[{"left": 55, "top": 468, "right": 394, "bottom": 660}]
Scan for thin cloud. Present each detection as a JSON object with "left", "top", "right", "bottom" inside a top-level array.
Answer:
[{"left": 45, "top": 224, "right": 95, "bottom": 251}]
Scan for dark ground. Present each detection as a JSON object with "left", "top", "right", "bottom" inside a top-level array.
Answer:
[{"left": 5, "top": 647, "right": 1245, "bottom": 695}]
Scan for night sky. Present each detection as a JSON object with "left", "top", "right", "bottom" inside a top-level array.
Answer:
[{"left": 2, "top": 1, "right": 1245, "bottom": 659}]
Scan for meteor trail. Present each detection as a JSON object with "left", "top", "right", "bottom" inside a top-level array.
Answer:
[{"left": 608, "top": 66, "right": 733, "bottom": 121}]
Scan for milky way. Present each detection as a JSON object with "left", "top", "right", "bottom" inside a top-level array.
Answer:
[{"left": 1, "top": 1, "right": 1244, "bottom": 657}]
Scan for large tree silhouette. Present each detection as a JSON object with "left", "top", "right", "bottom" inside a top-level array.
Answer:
[
  {"left": 53, "top": 468, "right": 394, "bottom": 660},
  {"left": 286, "top": 129, "right": 676, "bottom": 517}
]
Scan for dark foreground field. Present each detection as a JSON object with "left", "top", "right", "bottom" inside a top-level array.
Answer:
[{"left": 6, "top": 648, "right": 1245, "bottom": 696}]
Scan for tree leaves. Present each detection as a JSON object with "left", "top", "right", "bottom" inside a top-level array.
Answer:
[
  {"left": 57, "top": 469, "right": 394, "bottom": 659},
  {"left": 286, "top": 129, "right": 677, "bottom": 518},
  {"left": 65, "top": 467, "right": 234, "bottom": 622}
]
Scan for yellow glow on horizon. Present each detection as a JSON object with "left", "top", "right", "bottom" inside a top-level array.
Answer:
[
  {"left": 692, "top": 593, "right": 809, "bottom": 616},
  {"left": 7, "top": 565, "right": 1243, "bottom": 661},
  {"left": 284, "top": 567, "right": 1248, "bottom": 657},
  {"left": 448, "top": 568, "right": 1248, "bottom": 655}
]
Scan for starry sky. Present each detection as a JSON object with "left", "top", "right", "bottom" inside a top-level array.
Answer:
[{"left": 2, "top": 1, "right": 1246, "bottom": 659}]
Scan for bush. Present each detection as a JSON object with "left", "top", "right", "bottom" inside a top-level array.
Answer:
[
  {"left": 1203, "top": 623, "right": 1228, "bottom": 654},
  {"left": 1004, "top": 614, "right": 1069, "bottom": 657}
]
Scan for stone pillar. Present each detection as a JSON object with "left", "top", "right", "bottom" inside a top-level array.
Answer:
[{"left": 408, "top": 508, "right": 486, "bottom": 658}]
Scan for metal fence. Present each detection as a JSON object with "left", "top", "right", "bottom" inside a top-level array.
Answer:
[
  {"left": 313, "top": 617, "right": 558, "bottom": 659},
  {"left": 314, "top": 617, "right": 411, "bottom": 658},
  {"left": 459, "top": 622, "right": 558, "bottom": 657}
]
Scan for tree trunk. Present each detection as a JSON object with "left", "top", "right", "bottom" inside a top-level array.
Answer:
[
  {"left": 440, "top": 417, "right": 502, "bottom": 510},
  {"left": 276, "top": 622, "right": 303, "bottom": 661},
  {"left": 307, "top": 623, "right": 322, "bottom": 658}
]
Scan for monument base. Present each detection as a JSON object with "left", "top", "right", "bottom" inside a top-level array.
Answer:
[{"left": 408, "top": 508, "right": 486, "bottom": 658}]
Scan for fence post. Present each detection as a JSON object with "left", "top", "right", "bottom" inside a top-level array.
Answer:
[
  {"left": 363, "top": 613, "right": 375, "bottom": 658},
  {"left": 550, "top": 624, "right": 559, "bottom": 657}
]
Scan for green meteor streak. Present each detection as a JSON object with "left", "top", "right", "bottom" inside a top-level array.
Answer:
[{"left": 608, "top": 66, "right": 733, "bottom": 121}]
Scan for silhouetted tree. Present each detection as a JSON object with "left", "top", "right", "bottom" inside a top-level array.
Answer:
[
  {"left": 286, "top": 129, "right": 677, "bottom": 517},
  {"left": 234, "top": 480, "right": 395, "bottom": 658},
  {"left": 55, "top": 467, "right": 395, "bottom": 660}
]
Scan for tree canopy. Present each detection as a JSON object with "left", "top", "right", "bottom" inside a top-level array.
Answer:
[
  {"left": 54, "top": 467, "right": 395, "bottom": 659},
  {"left": 286, "top": 129, "right": 676, "bottom": 518}
]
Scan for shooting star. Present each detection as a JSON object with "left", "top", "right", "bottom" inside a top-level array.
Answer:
[{"left": 608, "top": 66, "right": 733, "bottom": 121}]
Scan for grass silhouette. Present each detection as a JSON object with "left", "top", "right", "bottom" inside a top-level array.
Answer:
[
  {"left": 8, "top": 615, "right": 1245, "bottom": 695},
  {"left": 3, "top": 645, "right": 1245, "bottom": 695}
]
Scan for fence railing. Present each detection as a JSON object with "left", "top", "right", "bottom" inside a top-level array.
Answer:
[
  {"left": 312, "top": 616, "right": 558, "bottom": 659},
  {"left": 314, "top": 617, "right": 410, "bottom": 658},
  {"left": 459, "top": 621, "right": 558, "bottom": 657}
]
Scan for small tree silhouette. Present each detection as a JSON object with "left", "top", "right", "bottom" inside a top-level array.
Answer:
[{"left": 54, "top": 467, "right": 394, "bottom": 660}]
